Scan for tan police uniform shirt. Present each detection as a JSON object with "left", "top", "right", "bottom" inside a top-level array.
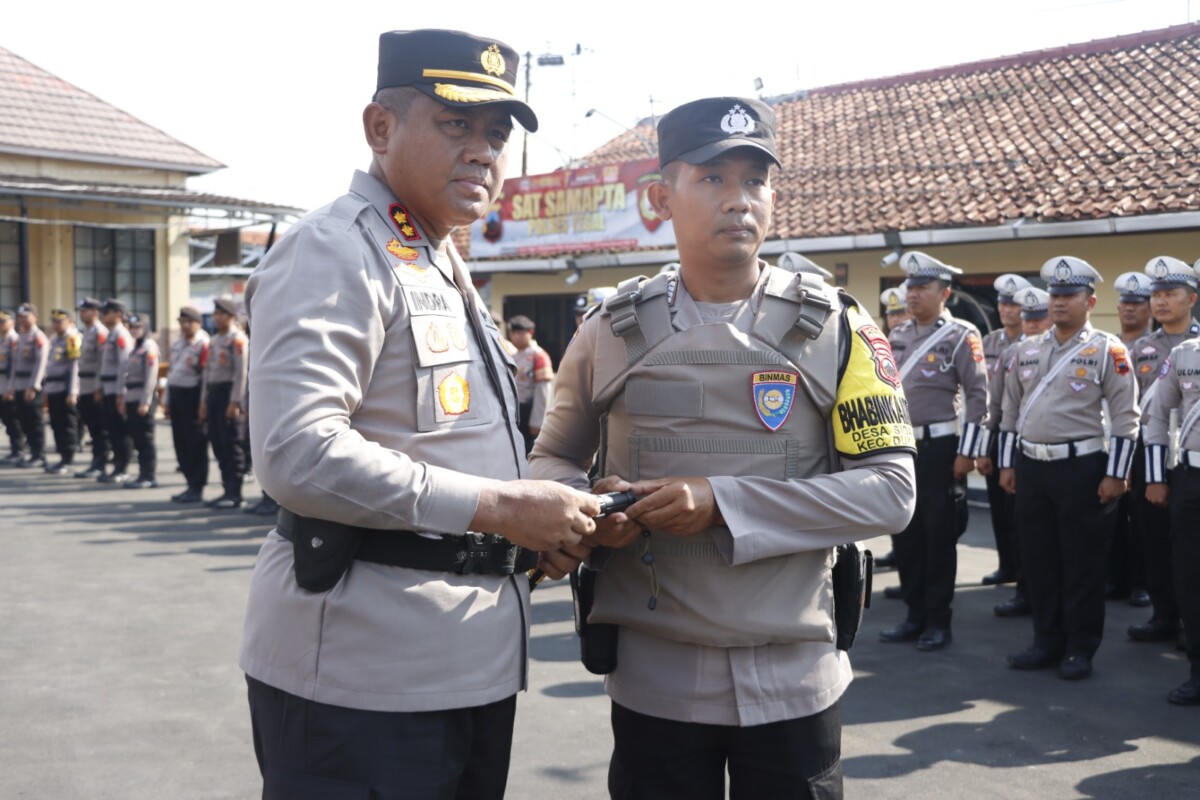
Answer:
[
  {"left": 1145, "top": 336, "right": 1200, "bottom": 465},
  {"left": 78, "top": 320, "right": 108, "bottom": 396},
  {"left": 512, "top": 339, "right": 553, "bottom": 430},
  {"left": 99, "top": 324, "right": 133, "bottom": 397},
  {"left": 201, "top": 328, "right": 247, "bottom": 407},
  {"left": 121, "top": 337, "right": 160, "bottom": 405},
  {"left": 1, "top": 328, "right": 19, "bottom": 395},
  {"left": 43, "top": 328, "right": 82, "bottom": 396},
  {"left": 11, "top": 327, "right": 49, "bottom": 392},
  {"left": 239, "top": 171, "right": 530, "bottom": 713},
  {"left": 1132, "top": 322, "right": 1200, "bottom": 417},
  {"left": 163, "top": 331, "right": 209, "bottom": 406},
  {"left": 889, "top": 310, "right": 989, "bottom": 454},
  {"left": 531, "top": 268, "right": 916, "bottom": 726},
  {"left": 1001, "top": 323, "right": 1139, "bottom": 446}
]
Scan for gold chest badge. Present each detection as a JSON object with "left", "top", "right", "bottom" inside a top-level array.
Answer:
[{"left": 437, "top": 372, "right": 470, "bottom": 416}]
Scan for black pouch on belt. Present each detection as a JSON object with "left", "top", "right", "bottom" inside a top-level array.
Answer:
[
  {"left": 832, "top": 544, "right": 873, "bottom": 651},
  {"left": 571, "top": 565, "right": 619, "bottom": 674},
  {"left": 290, "top": 515, "right": 362, "bottom": 593}
]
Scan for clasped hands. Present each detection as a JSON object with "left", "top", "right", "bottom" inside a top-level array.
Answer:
[{"left": 536, "top": 475, "right": 720, "bottom": 581}]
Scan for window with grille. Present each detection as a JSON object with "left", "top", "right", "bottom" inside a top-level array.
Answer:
[{"left": 74, "top": 227, "right": 155, "bottom": 321}]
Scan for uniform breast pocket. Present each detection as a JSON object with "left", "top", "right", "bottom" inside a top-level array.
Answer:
[{"left": 1064, "top": 365, "right": 1100, "bottom": 393}]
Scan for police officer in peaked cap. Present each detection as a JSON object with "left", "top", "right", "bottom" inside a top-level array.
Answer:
[{"left": 237, "top": 29, "right": 599, "bottom": 796}]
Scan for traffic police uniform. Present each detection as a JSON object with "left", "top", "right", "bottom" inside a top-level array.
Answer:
[
  {"left": 11, "top": 303, "right": 50, "bottom": 468},
  {"left": 43, "top": 310, "right": 83, "bottom": 473},
  {"left": 883, "top": 252, "right": 988, "bottom": 648},
  {"left": 239, "top": 30, "right": 544, "bottom": 798},
  {"left": 1128, "top": 260, "right": 1199, "bottom": 641},
  {"left": 202, "top": 298, "right": 248, "bottom": 508},
  {"left": 532, "top": 96, "right": 917, "bottom": 798},
  {"left": 74, "top": 298, "right": 109, "bottom": 477},
  {"left": 879, "top": 285, "right": 908, "bottom": 333},
  {"left": 1143, "top": 259, "right": 1200, "bottom": 703},
  {"left": 98, "top": 300, "right": 134, "bottom": 482},
  {"left": 164, "top": 306, "right": 210, "bottom": 501},
  {"left": 121, "top": 314, "right": 160, "bottom": 488},
  {"left": 507, "top": 314, "right": 554, "bottom": 454},
  {"left": 0, "top": 310, "right": 24, "bottom": 463},
  {"left": 980, "top": 274, "right": 1033, "bottom": 586},
  {"left": 1000, "top": 257, "right": 1139, "bottom": 678}
]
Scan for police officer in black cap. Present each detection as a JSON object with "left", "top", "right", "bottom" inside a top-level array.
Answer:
[
  {"left": 0, "top": 308, "right": 26, "bottom": 464},
  {"left": 200, "top": 297, "right": 248, "bottom": 508},
  {"left": 164, "top": 306, "right": 210, "bottom": 502},
  {"left": 97, "top": 299, "right": 134, "bottom": 483},
  {"left": 74, "top": 297, "right": 110, "bottom": 478}
]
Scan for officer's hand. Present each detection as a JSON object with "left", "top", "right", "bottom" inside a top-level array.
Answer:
[
  {"left": 24, "top": 388, "right": 35, "bottom": 403},
  {"left": 1145, "top": 483, "right": 1170, "bottom": 508},
  {"left": 530, "top": 426, "right": 540, "bottom": 438},
  {"left": 197, "top": 405, "right": 206, "bottom": 423},
  {"left": 137, "top": 403, "right": 149, "bottom": 417},
  {"left": 536, "top": 541, "right": 594, "bottom": 581},
  {"left": 625, "top": 477, "right": 721, "bottom": 538},
  {"left": 66, "top": 394, "right": 77, "bottom": 408},
  {"left": 474, "top": 480, "right": 600, "bottom": 553},
  {"left": 161, "top": 404, "right": 170, "bottom": 420},
  {"left": 952, "top": 455, "right": 975, "bottom": 480},
  {"left": 93, "top": 389, "right": 102, "bottom": 403},
  {"left": 585, "top": 475, "right": 643, "bottom": 549},
  {"left": 225, "top": 402, "right": 241, "bottom": 419},
  {"left": 1098, "top": 476, "right": 1127, "bottom": 505},
  {"left": 976, "top": 456, "right": 994, "bottom": 477},
  {"left": 2, "top": 390, "right": 12, "bottom": 401},
  {"left": 999, "top": 468, "right": 1016, "bottom": 495},
  {"left": 115, "top": 397, "right": 126, "bottom": 415}
]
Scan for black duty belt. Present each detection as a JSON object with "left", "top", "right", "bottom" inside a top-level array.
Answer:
[
  {"left": 276, "top": 507, "right": 536, "bottom": 576},
  {"left": 15, "top": 371, "right": 30, "bottom": 377},
  {"left": 100, "top": 374, "right": 117, "bottom": 381},
  {"left": 79, "top": 372, "right": 96, "bottom": 378},
  {"left": 126, "top": 382, "right": 144, "bottom": 389}
]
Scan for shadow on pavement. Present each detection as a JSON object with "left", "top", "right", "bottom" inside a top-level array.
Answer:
[{"left": 1075, "top": 756, "right": 1200, "bottom": 798}]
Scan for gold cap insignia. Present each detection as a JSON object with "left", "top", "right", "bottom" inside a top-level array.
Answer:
[{"left": 481, "top": 44, "right": 506, "bottom": 77}]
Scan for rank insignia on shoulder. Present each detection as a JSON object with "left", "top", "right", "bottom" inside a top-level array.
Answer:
[
  {"left": 389, "top": 203, "right": 421, "bottom": 241},
  {"left": 437, "top": 372, "right": 470, "bottom": 416},
  {"left": 751, "top": 370, "right": 797, "bottom": 432},
  {"left": 386, "top": 238, "right": 420, "bottom": 262},
  {"left": 1110, "top": 344, "right": 1131, "bottom": 375},
  {"left": 967, "top": 332, "right": 984, "bottom": 362}
]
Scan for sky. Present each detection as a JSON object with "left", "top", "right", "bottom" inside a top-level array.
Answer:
[{"left": 5, "top": 0, "right": 1197, "bottom": 217}]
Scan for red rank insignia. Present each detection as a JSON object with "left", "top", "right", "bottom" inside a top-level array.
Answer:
[{"left": 389, "top": 203, "right": 420, "bottom": 241}]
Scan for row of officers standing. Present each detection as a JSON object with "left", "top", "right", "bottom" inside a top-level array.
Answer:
[
  {"left": 0, "top": 296, "right": 268, "bottom": 512},
  {"left": 876, "top": 250, "right": 1200, "bottom": 704}
]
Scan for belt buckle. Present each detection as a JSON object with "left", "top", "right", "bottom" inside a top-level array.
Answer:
[
  {"left": 458, "top": 533, "right": 491, "bottom": 575},
  {"left": 1033, "top": 443, "right": 1051, "bottom": 461}
]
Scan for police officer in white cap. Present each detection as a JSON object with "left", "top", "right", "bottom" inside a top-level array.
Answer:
[
  {"left": 1115, "top": 271, "right": 1154, "bottom": 347},
  {"left": 982, "top": 286, "right": 1051, "bottom": 618},
  {"left": 879, "top": 285, "right": 909, "bottom": 334},
  {"left": 881, "top": 252, "right": 987, "bottom": 652},
  {"left": 977, "top": 274, "right": 1033, "bottom": 587},
  {"left": 1128, "top": 257, "right": 1200, "bottom": 645},
  {"left": 777, "top": 251, "right": 834, "bottom": 281},
  {"left": 999, "top": 256, "right": 1139, "bottom": 680},
  {"left": 1143, "top": 259, "right": 1200, "bottom": 704}
]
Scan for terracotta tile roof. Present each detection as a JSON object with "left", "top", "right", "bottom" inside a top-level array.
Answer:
[
  {"left": 0, "top": 46, "right": 223, "bottom": 174},
  {"left": 581, "top": 23, "right": 1200, "bottom": 241}
]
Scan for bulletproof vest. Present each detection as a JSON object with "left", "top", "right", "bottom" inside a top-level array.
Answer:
[{"left": 588, "top": 266, "right": 843, "bottom": 648}]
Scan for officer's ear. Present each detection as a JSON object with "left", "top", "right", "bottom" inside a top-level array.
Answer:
[
  {"left": 647, "top": 174, "right": 674, "bottom": 221},
  {"left": 363, "top": 102, "right": 395, "bottom": 156},
  {"left": 1086, "top": 293, "right": 1098, "bottom": 311}
]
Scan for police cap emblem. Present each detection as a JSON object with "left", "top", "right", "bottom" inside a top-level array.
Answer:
[
  {"left": 1154, "top": 259, "right": 1169, "bottom": 278},
  {"left": 1054, "top": 260, "right": 1072, "bottom": 281},
  {"left": 481, "top": 44, "right": 505, "bottom": 77},
  {"left": 720, "top": 104, "right": 755, "bottom": 136}
]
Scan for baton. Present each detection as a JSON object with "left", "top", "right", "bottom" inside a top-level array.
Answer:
[{"left": 526, "top": 490, "right": 638, "bottom": 589}]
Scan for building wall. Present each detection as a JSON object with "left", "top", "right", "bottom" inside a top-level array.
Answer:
[
  {"left": 482, "top": 229, "right": 1200, "bottom": 335},
  {"left": 1, "top": 153, "right": 190, "bottom": 188}
]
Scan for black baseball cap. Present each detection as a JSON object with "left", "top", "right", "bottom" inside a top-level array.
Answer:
[
  {"left": 178, "top": 306, "right": 202, "bottom": 323},
  {"left": 213, "top": 297, "right": 239, "bottom": 316},
  {"left": 77, "top": 297, "right": 102, "bottom": 310},
  {"left": 377, "top": 29, "right": 538, "bottom": 132},
  {"left": 16, "top": 302, "right": 36, "bottom": 316},
  {"left": 101, "top": 299, "right": 127, "bottom": 315},
  {"left": 507, "top": 315, "right": 535, "bottom": 331},
  {"left": 128, "top": 313, "right": 146, "bottom": 328},
  {"left": 657, "top": 97, "right": 780, "bottom": 169}
]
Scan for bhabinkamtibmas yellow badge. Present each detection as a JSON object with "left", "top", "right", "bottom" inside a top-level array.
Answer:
[{"left": 834, "top": 306, "right": 915, "bottom": 457}]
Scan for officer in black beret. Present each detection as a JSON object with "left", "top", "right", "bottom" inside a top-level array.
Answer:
[
  {"left": 0, "top": 308, "right": 27, "bottom": 465},
  {"left": 238, "top": 29, "right": 598, "bottom": 800}
]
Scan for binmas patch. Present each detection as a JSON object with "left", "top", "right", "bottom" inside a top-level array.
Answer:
[
  {"left": 752, "top": 370, "right": 797, "bottom": 431},
  {"left": 834, "top": 305, "right": 915, "bottom": 457}
]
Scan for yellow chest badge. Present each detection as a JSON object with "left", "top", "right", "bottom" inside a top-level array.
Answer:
[
  {"left": 386, "top": 238, "right": 420, "bottom": 262},
  {"left": 426, "top": 321, "right": 450, "bottom": 353},
  {"left": 437, "top": 372, "right": 470, "bottom": 416}
]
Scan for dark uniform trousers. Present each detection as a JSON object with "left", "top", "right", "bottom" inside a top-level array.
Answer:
[
  {"left": 77, "top": 391, "right": 109, "bottom": 469},
  {"left": 608, "top": 701, "right": 842, "bottom": 800},
  {"left": 0, "top": 396, "right": 26, "bottom": 457},
  {"left": 206, "top": 382, "right": 245, "bottom": 498},
  {"left": 895, "top": 434, "right": 959, "bottom": 628},
  {"left": 1131, "top": 441, "right": 1178, "bottom": 622},
  {"left": 1170, "top": 465, "right": 1200, "bottom": 680},
  {"left": 102, "top": 393, "right": 132, "bottom": 473},
  {"left": 47, "top": 392, "right": 80, "bottom": 465},
  {"left": 985, "top": 436, "right": 1018, "bottom": 579},
  {"left": 517, "top": 399, "right": 536, "bottom": 455},
  {"left": 15, "top": 389, "right": 45, "bottom": 459},
  {"left": 247, "top": 676, "right": 516, "bottom": 800},
  {"left": 125, "top": 394, "right": 158, "bottom": 481},
  {"left": 168, "top": 385, "right": 208, "bottom": 491},
  {"left": 1015, "top": 451, "right": 1114, "bottom": 657},
  {"left": 1107, "top": 480, "right": 1146, "bottom": 598}
]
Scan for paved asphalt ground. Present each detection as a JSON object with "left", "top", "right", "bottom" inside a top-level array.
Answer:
[{"left": 2, "top": 422, "right": 1198, "bottom": 798}]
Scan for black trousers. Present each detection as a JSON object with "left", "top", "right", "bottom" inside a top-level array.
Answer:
[
  {"left": 517, "top": 399, "right": 536, "bottom": 455},
  {"left": 78, "top": 391, "right": 109, "bottom": 469},
  {"left": 102, "top": 393, "right": 132, "bottom": 473},
  {"left": 895, "top": 434, "right": 959, "bottom": 628},
  {"left": 15, "top": 389, "right": 45, "bottom": 458},
  {"left": 206, "top": 383, "right": 245, "bottom": 498},
  {"left": 984, "top": 435, "right": 1018, "bottom": 578},
  {"left": 125, "top": 396, "right": 158, "bottom": 481},
  {"left": 1170, "top": 466, "right": 1200, "bottom": 679},
  {"left": 1131, "top": 442, "right": 1177, "bottom": 622},
  {"left": 47, "top": 392, "right": 80, "bottom": 464},
  {"left": 247, "top": 676, "right": 516, "bottom": 800},
  {"left": 1015, "top": 452, "right": 1115, "bottom": 657},
  {"left": 1108, "top": 484, "right": 1146, "bottom": 596},
  {"left": 608, "top": 701, "right": 842, "bottom": 800},
  {"left": 0, "top": 396, "right": 26, "bottom": 456},
  {"left": 168, "top": 385, "right": 208, "bottom": 490}
]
